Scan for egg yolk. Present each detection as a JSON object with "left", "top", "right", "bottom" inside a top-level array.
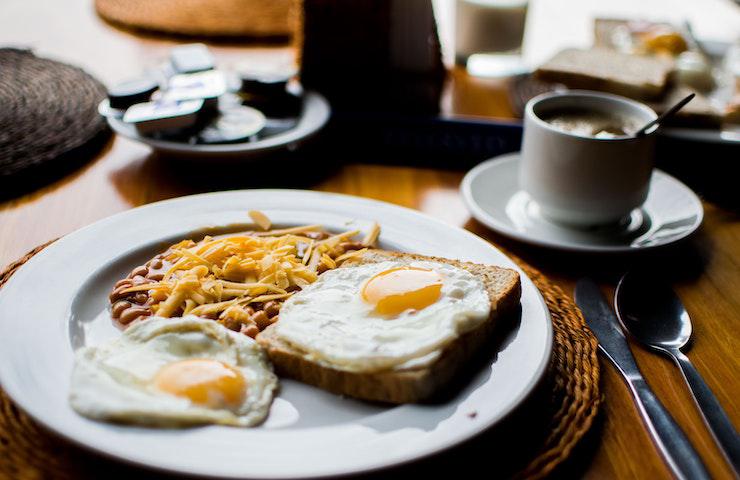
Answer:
[
  {"left": 361, "top": 267, "right": 443, "bottom": 316},
  {"left": 153, "top": 359, "right": 246, "bottom": 409}
]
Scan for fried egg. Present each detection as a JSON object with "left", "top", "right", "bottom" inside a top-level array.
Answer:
[
  {"left": 273, "top": 260, "right": 491, "bottom": 372},
  {"left": 70, "top": 316, "right": 277, "bottom": 427}
]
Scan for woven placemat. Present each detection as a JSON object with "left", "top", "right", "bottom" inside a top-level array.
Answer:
[
  {"left": 95, "top": 0, "right": 299, "bottom": 38},
  {"left": 0, "top": 240, "right": 600, "bottom": 480},
  {"left": 0, "top": 49, "right": 109, "bottom": 191}
]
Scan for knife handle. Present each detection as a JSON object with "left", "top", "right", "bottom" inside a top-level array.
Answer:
[
  {"left": 671, "top": 349, "right": 740, "bottom": 474},
  {"left": 629, "top": 378, "right": 711, "bottom": 480}
]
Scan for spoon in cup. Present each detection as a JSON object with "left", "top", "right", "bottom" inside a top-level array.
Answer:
[
  {"left": 615, "top": 271, "right": 740, "bottom": 475},
  {"left": 634, "top": 93, "right": 695, "bottom": 137}
]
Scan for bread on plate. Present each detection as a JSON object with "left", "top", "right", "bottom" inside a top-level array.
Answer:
[{"left": 257, "top": 250, "right": 521, "bottom": 404}]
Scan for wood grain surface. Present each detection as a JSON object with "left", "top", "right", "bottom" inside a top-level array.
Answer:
[{"left": 0, "top": 0, "right": 738, "bottom": 479}]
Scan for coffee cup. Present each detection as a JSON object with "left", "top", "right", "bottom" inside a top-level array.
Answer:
[{"left": 520, "top": 90, "right": 658, "bottom": 227}]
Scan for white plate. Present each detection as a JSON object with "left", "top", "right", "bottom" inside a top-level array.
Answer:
[
  {"left": 0, "top": 190, "right": 552, "bottom": 479},
  {"left": 106, "top": 91, "right": 330, "bottom": 158},
  {"left": 661, "top": 124, "right": 740, "bottom": 144},
  {"left": 659, "top": 40, "right": 740, "bottom": 145},
  {"left": 461, "top": 153, "right": 704, "bottom": 253},
  {"left": 514, "top": 40, "right": 740, "bottom": 146}
]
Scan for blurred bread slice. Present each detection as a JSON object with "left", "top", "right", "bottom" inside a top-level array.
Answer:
[
  {"left": 257, "top": 250, "right": 521, "bottom": 404},
  {"left": 535, "top": 48, "right": 673, "bottom": 100},
  {"left": 649, "top": 85, "right": 722, "bottom": 128},
  {"left": 723, "top": 79, "right": 740, "bottom": 124}
]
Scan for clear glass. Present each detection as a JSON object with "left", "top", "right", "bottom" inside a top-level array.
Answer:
[{"left": 454, "top": 0, "right": 529, "bottom": 77}]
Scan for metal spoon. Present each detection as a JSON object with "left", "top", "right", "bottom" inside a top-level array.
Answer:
[
  {"left": 615, "top": 271, "right": 740, "bottom": 475},
  {"left": 634, "top": 93, "right": 695, "bottom": 137}
]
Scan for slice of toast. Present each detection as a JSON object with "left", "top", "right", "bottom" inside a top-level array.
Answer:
[
  {"left": 535, "top": 48, "right": 674, "bottom": 100},
  {"left": 256, "top": 250, "right": 521, "bottom": 404},
  {"left": 649, "top": 85, "right": 722, "bottom": 128}
]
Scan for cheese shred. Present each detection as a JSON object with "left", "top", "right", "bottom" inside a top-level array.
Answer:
[{"left": 133, "top": 214, "right": 378, "bottom": 325}]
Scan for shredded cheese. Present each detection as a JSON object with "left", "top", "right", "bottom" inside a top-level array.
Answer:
[
  {"left": 248, "top": 210, "right": 272, "bottom": 231},
  {"left": 126, "top": 220, "right": 377, "bottom": 325}
]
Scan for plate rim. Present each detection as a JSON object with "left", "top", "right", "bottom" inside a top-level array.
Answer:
[
  {"left": 461, "top": 153, "right": 704, "bottom": 253},
  {"left": 0, "top": 189, "right": 553, "bottom": 479},
  {"left": 660, "top": 125, "right": 740, "bottom": 144}
]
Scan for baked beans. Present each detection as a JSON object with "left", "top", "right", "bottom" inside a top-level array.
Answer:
[{"left": 108, "top": 224, "right": 376, "bottom": 335}]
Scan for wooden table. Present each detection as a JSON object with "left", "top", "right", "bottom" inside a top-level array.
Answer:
[{"left": 1, "top": 0, "right": 738, "bottom": 478}]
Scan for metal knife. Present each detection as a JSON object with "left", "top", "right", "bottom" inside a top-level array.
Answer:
[{"left": 575, "top": 278, "right": 710, "bottom": 480}]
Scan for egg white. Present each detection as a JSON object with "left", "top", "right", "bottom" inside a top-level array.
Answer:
[
  {"left": 70, "top": 316, "right": 277, "bottom": 427},
  {"left": 273, "top": 260, "right": 491, "bottom": 372}
]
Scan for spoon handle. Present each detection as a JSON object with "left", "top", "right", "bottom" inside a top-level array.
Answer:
[
  {"left": 671, "top": 349, "right": 740, "bottom": 475},
  {"left": 627, "top": 377, "right": 711, "bottom": 480},
  {"left": 634, "top": 93, "right": 695, "bottom": 137}
]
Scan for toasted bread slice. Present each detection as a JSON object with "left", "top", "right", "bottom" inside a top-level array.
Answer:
[
  {"left": 535, "top": 48, "right": 673, "bottom": 100},
  {"left": 256, "top": 250, "right": 521, "bottom": 404}
]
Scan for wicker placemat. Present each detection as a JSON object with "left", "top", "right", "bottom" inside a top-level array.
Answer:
[
  {"left": 95, "top": 0, "right": 299, "bottom": 38},
  {"left": 0, "top": 49, "right": 109, "bottom": 191},
  {"left": 0, "top": 240, "right": 600, "bottom": 480}
]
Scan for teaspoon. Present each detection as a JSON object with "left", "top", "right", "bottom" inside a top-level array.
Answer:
[
  {"left": 615, "top": 271, "right": 740, "bottom": 475},
  {"left": 634, "top": 93, "right": 695, "bottom": 137}
]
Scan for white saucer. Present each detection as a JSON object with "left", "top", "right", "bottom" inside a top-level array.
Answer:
[{"left": 461, "top": 153, "right": 704, "bottom": 253}]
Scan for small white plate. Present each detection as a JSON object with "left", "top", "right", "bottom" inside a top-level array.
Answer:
[
  {"left": 660, "top": 40, "right": 740, "bottom": 146},
  {"left": 461, "top": 153, "right": 703, "bottom": 253},
  {"left": 106, "top": 91, "right": 330, "bottom": 158},
  {"left": 0, "top": 190, "right": 552, "bottom": 479}
]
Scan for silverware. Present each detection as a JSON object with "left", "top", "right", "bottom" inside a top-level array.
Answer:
[
  {"left": 575, "top": 278, "right": 710, "bottom": 480},
  {"left": 634, "top": 93, "right": 695, "bottom": 137},
  {"left": 616, "top": 272, "right": 740, "bottom": 475}
]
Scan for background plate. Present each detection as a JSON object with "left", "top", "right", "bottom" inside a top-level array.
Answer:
[
  {"left": 0, "top": 190, "right": 551, "bottom": 479},
  {"left": 107, "top": 91, "right": 330, "bottom": 158}
]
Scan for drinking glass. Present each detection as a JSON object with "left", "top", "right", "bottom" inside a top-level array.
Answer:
[{"left": 454, "top": 0, "right": 529, "bottom": 77}]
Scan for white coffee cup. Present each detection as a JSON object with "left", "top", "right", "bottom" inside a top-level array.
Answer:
[{"left": 520, "top": 91, "right": 658, "bottom": 227}]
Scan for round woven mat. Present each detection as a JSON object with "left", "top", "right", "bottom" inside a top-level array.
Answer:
[
  {"left": 0, "top": 49, "right": 109, "bottom": 185},
  {"left": 95, "top": 0, "right": 298, "bottom": 38},
  {"left": 0, "top": 241, "right": 600, "bottom": 480}
]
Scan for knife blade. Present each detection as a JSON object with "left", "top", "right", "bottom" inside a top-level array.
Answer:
[{"left": 575, "top": 278, "right": 710, "bottom": 480}]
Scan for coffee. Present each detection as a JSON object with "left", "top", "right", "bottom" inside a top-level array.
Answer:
[{"left": 541, "top": 108, "right": 639, "bottom": 139}]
